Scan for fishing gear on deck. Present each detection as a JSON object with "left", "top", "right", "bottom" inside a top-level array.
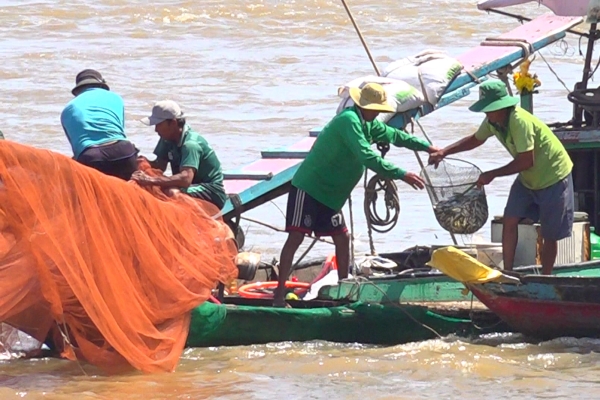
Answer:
[
  {"left": 364, "top": 174, "right": 400, "bottom": 234},
  {"left": 363, "top": 142, "right": 401, "bottom": 234}
]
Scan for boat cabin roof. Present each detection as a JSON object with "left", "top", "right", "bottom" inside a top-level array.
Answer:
[{"left": 478, "top": 0, "right": 591, "bottom": 17}]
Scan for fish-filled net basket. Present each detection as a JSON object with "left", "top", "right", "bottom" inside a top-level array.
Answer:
[{"left": 420, "top": 158, "right": 489, "bottom": 234}]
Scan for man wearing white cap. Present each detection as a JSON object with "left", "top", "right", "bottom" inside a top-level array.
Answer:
[
  {"left": 273, "top": 83, "right": 439, "bottom": 306},
  {"left": 132, "top": 100, "right": 227, "bottom": 209}
]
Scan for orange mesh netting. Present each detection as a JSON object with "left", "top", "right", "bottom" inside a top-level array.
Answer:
[{"left": 0, "top": 140, "right": 238, "bottom": 373}]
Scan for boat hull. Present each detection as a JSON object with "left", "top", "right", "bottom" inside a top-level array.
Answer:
[
  {"left": 470, "top": 274, "right": 600, "bottom": 339},
  {"left": 186, "top": 262, "right": 600, "bottom": 347},
  {"left": 187, "top": 301, "right": 477, "bottom": 348}
]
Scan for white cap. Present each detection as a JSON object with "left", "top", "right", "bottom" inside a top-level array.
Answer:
[{"left": 140, "top": 100, "right": 185, "bottom": 126}]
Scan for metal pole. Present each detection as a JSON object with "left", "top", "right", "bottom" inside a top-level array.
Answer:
[{"left": 574, "top": 23, "right": 597, "bottom": 125}]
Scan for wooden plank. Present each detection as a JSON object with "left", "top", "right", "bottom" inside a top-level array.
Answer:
[
  {"left": 224, "top": 158, "right": 299, "bottom": 175},
  {"left": 407, "top": 301, "right": 489, "bottom": 312},
  {"left": 261, "top": 151, "right": 308, "bottom": 159},
  {"left": 223, "top": 158, "right": 302, "bottom": 201},
  {"left": 450, "top": 14, "right": 582, "bottom": 93},
  {"left": 436, "top": 81, "right": 486, "bottom": 109},
  {"left": 477, "top": 0, "right": 590, "bottom": 17},
  {"left": 222, "top": 164, "right": 299, "bottom": 219},
  {"left": 261, "top": 136, "right": 315, "bottom": 158},
  {"left": 554, "top": 129, "right": 600, "bottom": 144},
  {"left": 309, "top": 128, "right": 321, "bottom": 137},
  {"left": 317, "top": 276, "right": 472, "bottom": 303},
  {"left": 223, "top": 172, "right": 274, "bottom": 181}
]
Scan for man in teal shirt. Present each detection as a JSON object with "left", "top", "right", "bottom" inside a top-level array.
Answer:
[
  {"left": 61, "top": 69, "right": 138, "bottom": 180},
  {"left": 274, "top": 83, "right": 438, "bottom": 306},
  {"left": 132, "top": 100, "right": 227, "bottom": 209},
  {"left": 429, "top": 80, "right": 574, "bottom": 275}
]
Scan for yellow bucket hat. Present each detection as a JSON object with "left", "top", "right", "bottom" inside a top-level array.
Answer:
[{"left": 349, "top": 83, "right": 396, "bottom": 113}]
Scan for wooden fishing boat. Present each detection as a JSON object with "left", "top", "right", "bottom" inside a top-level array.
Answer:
[
  {"left": 187, "top": 300, "right": 481, "bottom": 348},
  {"left": 188, "top": 281, "right": 498, "bottom": 348},
  {"left": 468, "top": 272, "right": 600, "bottom": 340},
  {"left": 317, "top": 261, "right": 600, "bottom": 303},
  {"left": 185, "top": 260, "right": 600, "bottom": 347}
]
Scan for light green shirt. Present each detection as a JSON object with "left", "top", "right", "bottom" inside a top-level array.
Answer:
[
  {"left": 474, "top": 107, "right": 572, "bottom": 190},
  {"left": 292, "top": 106, "right": 431, "bottom": 211}
]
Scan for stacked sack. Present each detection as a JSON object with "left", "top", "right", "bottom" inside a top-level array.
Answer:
[{"left": 337, "top": 50, "right": 462, "bottom": 123}]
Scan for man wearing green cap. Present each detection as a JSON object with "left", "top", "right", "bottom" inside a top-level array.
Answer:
[
  {"left": 429, "top": 79, "right": 573, "bottom": 275},
  {"left": 273, "top": 83, "right": 439, "bottom": 306}
]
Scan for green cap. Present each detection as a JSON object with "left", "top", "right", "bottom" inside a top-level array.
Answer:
[{"left": 469, "top": 80, "right": 519, "bottom": 113}]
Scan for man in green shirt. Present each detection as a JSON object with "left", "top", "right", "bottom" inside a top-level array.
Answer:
[
  {"left": 274, "top": 83, "right": 438, "bottom": 306},
  {"left": 429, "top": 80, "right": 574, "bottom": 275},
  {"left": 132, "top": 100, "right": 227, "bottom": 209}
]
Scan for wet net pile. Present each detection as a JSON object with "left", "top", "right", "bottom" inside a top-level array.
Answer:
[
  {"left": 0, "top": 141, "right": 237, "bottom": 373},
  {"left": 421, "top": 159, "right": 488, "bottom": 235}
]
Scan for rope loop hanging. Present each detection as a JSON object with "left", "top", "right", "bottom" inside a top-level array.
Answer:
[{"left": 364, "top": 174, "right": 400, "bottom": 234}]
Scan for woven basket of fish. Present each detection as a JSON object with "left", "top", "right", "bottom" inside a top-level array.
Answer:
[{"left": 420, "top": 158, "right": 489, "bottom": 234}]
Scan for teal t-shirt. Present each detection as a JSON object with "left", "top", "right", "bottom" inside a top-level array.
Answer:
[
  {"left": 292, "top": 106, "right": 430, "bottom": 211},
  {"left": 60, "top": 88, "right": 127, "bottom": 159},
  {"left": 154, "top": 125, "right": 226, "bottom": 205}
]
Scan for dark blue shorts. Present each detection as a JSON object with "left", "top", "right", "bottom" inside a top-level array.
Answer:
[
  {"left": 285, "top": 185, "right": 347, "bottom": 237},
  {"left": 504, "top": 173, "right": 574, "bottom": 241}
]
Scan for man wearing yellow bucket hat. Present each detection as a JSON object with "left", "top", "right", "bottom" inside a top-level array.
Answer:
[
  {"left": 273, "top": 83, "right": 438, "bottom": 306},
  {"left": 428, "top": 80, "right": 574, "bottom": 275}
]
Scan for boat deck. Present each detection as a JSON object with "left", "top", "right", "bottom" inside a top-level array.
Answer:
[{"left": 406, "top": 300, "right": 488, "bottom": 312}]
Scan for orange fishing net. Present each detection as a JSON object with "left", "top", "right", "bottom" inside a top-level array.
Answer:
[{"left": 0, "top": 140, "right": 238, "bottom": 373}]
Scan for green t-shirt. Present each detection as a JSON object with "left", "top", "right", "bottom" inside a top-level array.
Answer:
[
  {"left": 154, "top": 125, "right": 226, "bottom": 205},
  {"left": 474, "top": 107, "right": 573, "bottom": 190},
  {"left": 292, "top": 106, "right": 431, "bottom": 211}
]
